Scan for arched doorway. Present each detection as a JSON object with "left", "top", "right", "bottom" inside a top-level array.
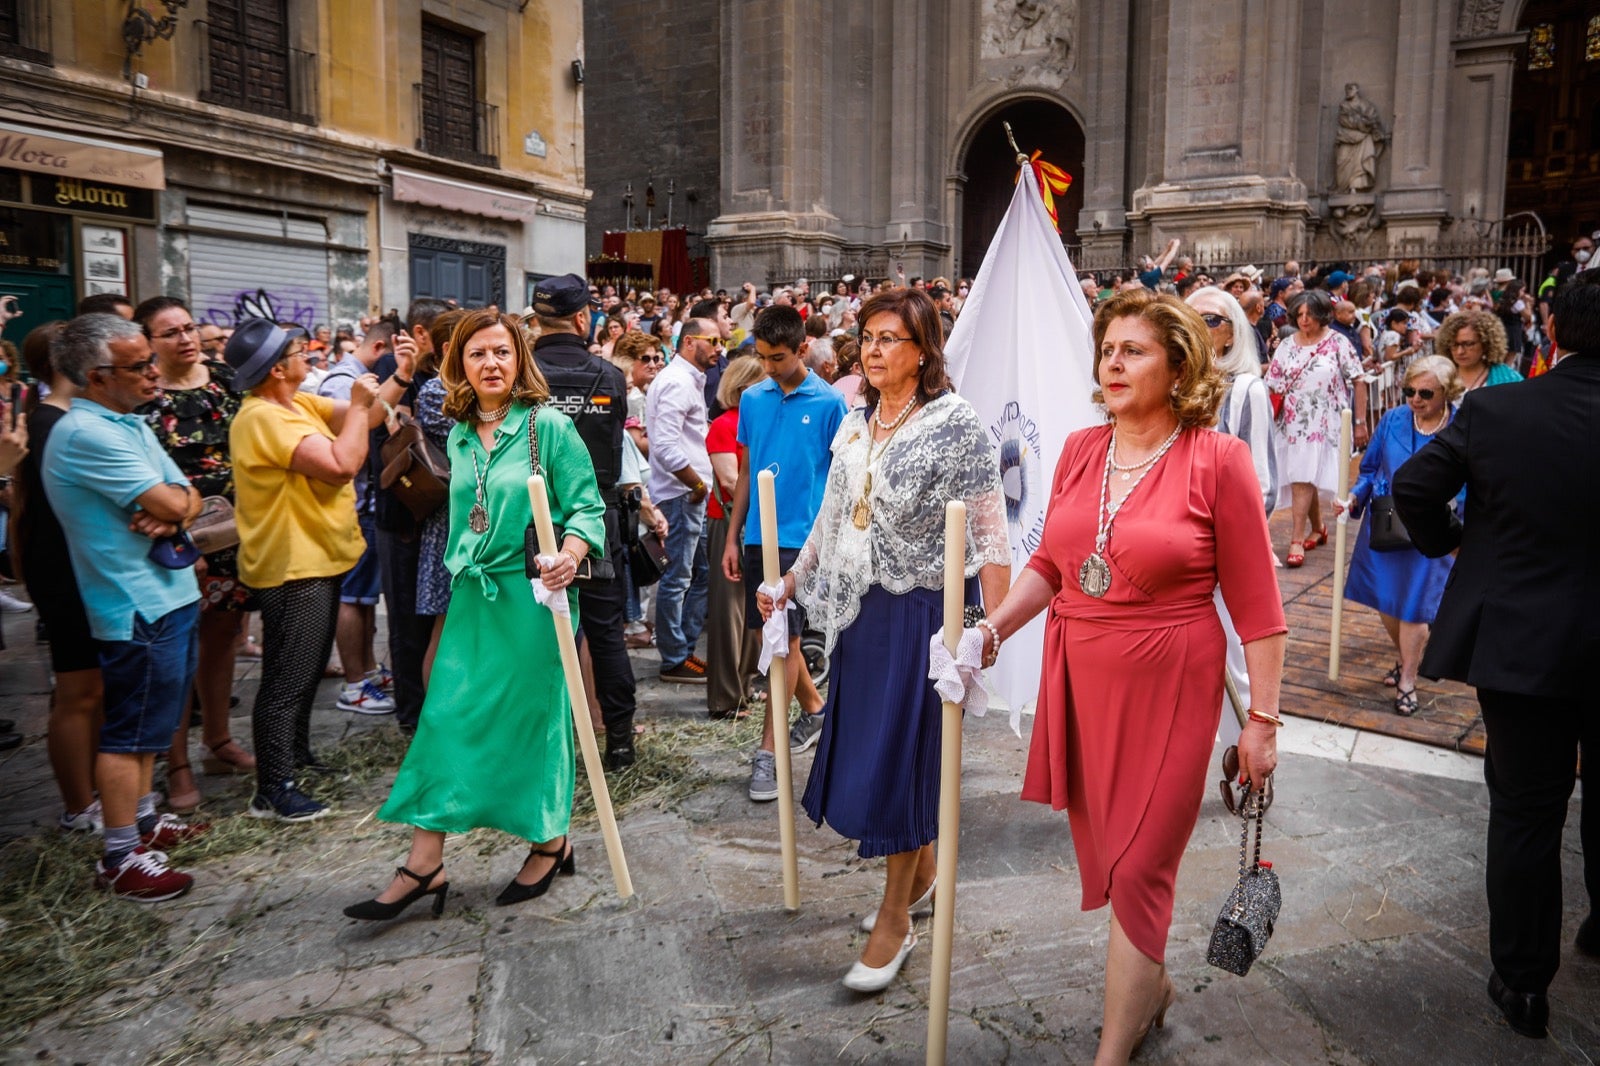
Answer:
[
  {"left": 959, "top": 98, "right": 1085, "bottom": 276},
  {"left": 1504, "top": 1, "right": 1600, "bottom": 261}
]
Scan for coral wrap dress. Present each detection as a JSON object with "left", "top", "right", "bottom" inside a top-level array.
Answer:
[{"left": 1021, "top": 425, "right": 1286, "bottom": 962}]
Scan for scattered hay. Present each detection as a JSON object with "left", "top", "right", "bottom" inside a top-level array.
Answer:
[
  {"left": 573, "top": 712, "right": 762, "bottom": 826},
  {"left": 0, "top": 834, "right": 167, "bottom": 1041}
]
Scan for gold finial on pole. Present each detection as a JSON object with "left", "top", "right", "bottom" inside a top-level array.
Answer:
[{"left": 1002, "top": 122, "right": 1028, "bottom": 166}]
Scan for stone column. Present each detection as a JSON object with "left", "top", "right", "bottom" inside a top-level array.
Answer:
[
  {"left": 1075, "top": 0, "right": 1130, "bottom": 265},
  {"left": 1127, "top": 0, "right": 1309, "bottom": 258},
  {"left": 1447, "top": 31, "right": 1523, "bottom": 226},
  {"left": 1381, "top": 0, "right": 1453, "bottom": 241},
  {"left": 707, "top": 0, "right": 844, "bottom": 285}
]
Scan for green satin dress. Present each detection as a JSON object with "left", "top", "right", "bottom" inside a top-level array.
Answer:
[{"left": 378, "top": 403, "right": 605, "bottom": 842}]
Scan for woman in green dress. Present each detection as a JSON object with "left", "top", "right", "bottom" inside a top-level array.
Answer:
[{"left": 345, "top": 310, "right": 606, "bottom": 919}]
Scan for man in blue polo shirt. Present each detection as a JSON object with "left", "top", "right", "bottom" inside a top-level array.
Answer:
[
  {"left": 44, "top": 313, "right": 205, "bottom": 902},
  {"left": 721, "top": 305, "right": 847, "bottom": 801}
]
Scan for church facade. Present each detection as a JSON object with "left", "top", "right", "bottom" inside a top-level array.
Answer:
[{"left": 585, "top": 0, "right": 1584, "bottom": 285}]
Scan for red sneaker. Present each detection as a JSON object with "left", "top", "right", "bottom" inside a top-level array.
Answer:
[
  {"left": 96, "top": 846, "right": 194, "bottom": 902},
  {"left": 140, "top": 813, "right": 211, "bottom": 850}
]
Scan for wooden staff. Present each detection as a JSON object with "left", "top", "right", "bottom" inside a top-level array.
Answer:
[
  {"left": 1224, "top": 669, "right": 1248, "bottom": 730},
  {"left": 926, "top": 500, "right": 967, "bottom": 1065},
  {"left": 757, "top": 470, "right": 800, "bottom": 912},
  {"left": 527, "top": 475, "right": 634, "bottom": 899},
  {"left": 1328, "top": 407, "right": 1353, "bottom": 681}
]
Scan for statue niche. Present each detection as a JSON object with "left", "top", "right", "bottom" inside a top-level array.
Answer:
[{"left": 1333, "top": 83, "right": 1389, "bottom": 194}]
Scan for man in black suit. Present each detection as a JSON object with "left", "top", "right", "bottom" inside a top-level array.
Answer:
[{"left": 1394, "top": 276, "right": 1600, "bottom": 1040}]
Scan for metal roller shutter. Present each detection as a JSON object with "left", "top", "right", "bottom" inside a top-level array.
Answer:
[{"left": 186, "top": 205, "right": 330, "bottom": 328}]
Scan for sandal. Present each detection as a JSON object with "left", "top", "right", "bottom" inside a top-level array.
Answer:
[
  {"left": 1303, "top": 525, "right": 1329, "bottom": 551},
  {"left": 1394, "top": 687, "right": 1419, "bottom": 717},
  {"left": 1382, "top": 662, "right": 1402, "bottom": 688},
  {"left": 202, "top": 736, "right": 257, "bottom": 775},
  {"left": 166, "top": 761, "right": 201, "bottom": 812},
  {"left": 1285, "top": 546, "right": 1305, "bottom": 568}
]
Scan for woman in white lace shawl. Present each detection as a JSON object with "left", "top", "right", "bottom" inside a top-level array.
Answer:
[{"left": 760, "top": 288, "right": 1011, "bottom": 992}]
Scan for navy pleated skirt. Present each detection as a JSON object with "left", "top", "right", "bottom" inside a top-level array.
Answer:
[{"left": 801, "top": 578, "right": 979, "bottom": 858}]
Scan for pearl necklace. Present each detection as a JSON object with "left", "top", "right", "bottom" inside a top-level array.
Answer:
[
  {"left": 1109, "top": 424, "right": 1183, "bottom": 481},
  {"left": 1413, "top": 409, "right": 1445, "bottom": 435},
  {"left": 873, "top": 391, "right": 919, "bottom": 431},
  {"left": 477, "top": 401, "right": 511, "bottom": 423},
  {"left": 1078, "top": 424, "right": 1183, "bottom": 597}
]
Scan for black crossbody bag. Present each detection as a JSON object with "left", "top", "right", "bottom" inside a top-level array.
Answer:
[{"left": 523, "top": 405, "right": 616, "bottom": 586}]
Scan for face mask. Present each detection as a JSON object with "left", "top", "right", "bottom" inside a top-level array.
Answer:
[{"left": 1577, "top": 249, "right": 1593, "bottom": 264}]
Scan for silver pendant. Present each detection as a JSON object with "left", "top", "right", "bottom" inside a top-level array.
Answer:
[
  {"left": 1078, "top": 553, "right": 1112, "bottom": 598},
  {"left": 469, "top": 504, "right": 489, "bottom": 535}
]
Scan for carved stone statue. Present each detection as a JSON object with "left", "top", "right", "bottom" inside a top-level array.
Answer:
[
  {"left": 1333, "top": 83, "right": 1389, "bottom": 193},
  {"left": 981, "top": 0, "right": 1074, "bottom": 73}
]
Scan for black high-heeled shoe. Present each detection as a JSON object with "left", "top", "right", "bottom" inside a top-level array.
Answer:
[
  {"left": 495, "top": 837, "right": 575, "bottom": 906},
  {"left": 343, "top": 863, "right": 448, "bottom": 921}
]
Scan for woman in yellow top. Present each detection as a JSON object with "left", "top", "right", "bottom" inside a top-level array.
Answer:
[{"left": 224, "top": 318, "right": 411, "bottom": 822}]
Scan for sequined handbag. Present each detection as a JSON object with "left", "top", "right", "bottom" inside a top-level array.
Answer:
[{"left": 1206, "top": 785, "right": 1281, "bottom": 976}]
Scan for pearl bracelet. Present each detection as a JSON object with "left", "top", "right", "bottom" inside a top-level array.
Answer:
[{"left": 975, "top": 619, "right": 1002, "bottom": 666}]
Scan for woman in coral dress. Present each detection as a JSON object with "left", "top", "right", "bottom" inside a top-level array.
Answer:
[{"left": 982, "top": 289, "right": 1287, "bottom": 1064}]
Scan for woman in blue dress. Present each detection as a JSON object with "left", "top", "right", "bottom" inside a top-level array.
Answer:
[{"left": 1337, "top": 355, "right": 1464, "bottom": 716}]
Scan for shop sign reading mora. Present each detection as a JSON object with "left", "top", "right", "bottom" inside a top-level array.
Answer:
[{"left": 20, "top": 176, "right": 156, "bottom": 221}]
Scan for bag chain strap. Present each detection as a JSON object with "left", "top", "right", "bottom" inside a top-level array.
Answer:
[{"left": 1229, "top": 786, "right": 1266, "bottom": 919}]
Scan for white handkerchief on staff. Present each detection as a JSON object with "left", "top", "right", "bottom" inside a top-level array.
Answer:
[
  {"left": 757, "top": 581, "right": 793, "bottom": 673},
  {"left": 530, "top": 557, "right": 571, "bottom": 617},
  {"left": 928, "top": 629, "right": 991, "bottom": 719}
]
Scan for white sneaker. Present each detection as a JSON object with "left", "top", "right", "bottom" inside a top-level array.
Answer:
[
  {"left": 0, "top": 589, "right": 33, "bottom": 613},
  {"left": 337, "top": 679, "right": 395, "bottom": 715},
  {"left": 59, "top": 799, "right": 103, "bottom": 832}
]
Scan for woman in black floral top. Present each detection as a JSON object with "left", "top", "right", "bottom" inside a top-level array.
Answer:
[{"left": 135, "top": 297, "right": 256, "bottom": 810}]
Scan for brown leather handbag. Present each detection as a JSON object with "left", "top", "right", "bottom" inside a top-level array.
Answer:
[{"left": 379, "top": 417, "right": 450, "bottom": 522}]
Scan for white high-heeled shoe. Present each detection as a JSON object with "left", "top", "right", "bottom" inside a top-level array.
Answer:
[
  {"left": 860, "top": 877, "right": 936, "bottom": 933},
  {"left": 842, "top": 932, "right": 917, "bottom": 992}
]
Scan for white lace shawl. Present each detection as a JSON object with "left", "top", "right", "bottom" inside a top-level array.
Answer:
[{"left": 791, "top": 393, "right": 1011, "bottom": 656}]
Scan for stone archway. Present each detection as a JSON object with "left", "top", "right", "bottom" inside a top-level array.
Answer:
[{"left": 958, "top": 98, "right": 1085, "bottom": 276}]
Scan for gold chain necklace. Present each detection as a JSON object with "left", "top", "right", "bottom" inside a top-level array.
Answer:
[{"left": 851, "top": 397, "right": 918, "bottom": 530}]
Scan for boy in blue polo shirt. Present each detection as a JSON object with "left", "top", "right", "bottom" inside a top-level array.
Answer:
[{"left": 721, "top": 306, "right": 847, "bottom": 802}]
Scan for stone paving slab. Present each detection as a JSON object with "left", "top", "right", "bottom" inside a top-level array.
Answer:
[{"left": 2, "top": 614, "right": 1596, "bottom": 1064}]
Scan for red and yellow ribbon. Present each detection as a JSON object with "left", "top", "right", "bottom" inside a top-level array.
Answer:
[{"left": 1015, "top": 150, "right": 1073, "bottom": 232}]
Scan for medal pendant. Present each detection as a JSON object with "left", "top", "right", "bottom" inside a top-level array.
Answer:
[
  {"left": 851, "top": 498, "right": 871, "bottom": 530},
  {"left": 469, "top": 504, "right": 489, "bottom": 535},
  {"left": 1078, "top": 553, "right": 1112, "bottom": 598}
]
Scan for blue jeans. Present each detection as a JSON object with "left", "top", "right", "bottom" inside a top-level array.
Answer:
[
  {"left": 655, "top": 492, "right": 709, "bottom": 670},
  {"left": 96, "top": 601, "right": 201, "bottom": 754}
]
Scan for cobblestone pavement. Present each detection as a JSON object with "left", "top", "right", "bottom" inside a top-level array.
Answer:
[{"left": 0, "top": 607, "right": 1595, "bottom": 1065}]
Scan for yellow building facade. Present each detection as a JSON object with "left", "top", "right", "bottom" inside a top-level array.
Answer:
[{"left": 0, "top": 0, "right": 587, "bottom": 339}]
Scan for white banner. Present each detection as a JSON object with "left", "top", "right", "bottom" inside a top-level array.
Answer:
[{"left": 946, "top": 164, "right": 1100, "bottom": 723}]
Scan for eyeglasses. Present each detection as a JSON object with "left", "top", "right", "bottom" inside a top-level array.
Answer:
[
  {"left": 639, "top": 354, "right": 665, "bottom": 365},
  {"left": 150, "top": 323, "right": 200, "bottom": 341},
  {"left": 862, "top": 333, "right": 911, "bottom": 349},
  {"left": 1450, "top": 339, "right": 1481, "bottom": 349},
  {"left": 1199, "top": 314, "right": 1228, "bottom": 328},
  {"left": 1401, "top": 386, "right": 1436, "bottom": 400},
  {"left": 681, "top": 334, "right": 720, "bottom": 347},
  {"left": 95, "top": 358, "right": 157, "bottom": 375}
]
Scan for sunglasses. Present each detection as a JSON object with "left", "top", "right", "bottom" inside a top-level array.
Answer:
[
  {"left": 1200, "top": 313, "right": 1228, "bottom": 328},
  {"left": 1218, "top": 745, "right": 1274, "bottom": 816},
  {"left": 1401, "top": 387, "right": 1435, "bottom": 400}
]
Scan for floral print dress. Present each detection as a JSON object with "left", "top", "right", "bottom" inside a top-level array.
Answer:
[
  {"left": 139, "top": 360, "right": 253, "bottom": 610},
  {"left": 1263, "top": 330, "right": 1363, "bottom": 495}
]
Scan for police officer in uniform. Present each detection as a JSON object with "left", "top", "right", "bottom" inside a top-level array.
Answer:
[{"left": 528, "top": 274, "right": 638, "bottom": 769}]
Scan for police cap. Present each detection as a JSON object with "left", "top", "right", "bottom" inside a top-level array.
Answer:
[{"left": 532, "top": 273, "right": 591, "bottom": 317}]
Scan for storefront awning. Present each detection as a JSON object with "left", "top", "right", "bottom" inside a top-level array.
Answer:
[
  {"left": 0, "top": 120, "right": 165, "bottom": 190},
  {"left": 390, "top": 165, "right": 537, "bottom": 223}
]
